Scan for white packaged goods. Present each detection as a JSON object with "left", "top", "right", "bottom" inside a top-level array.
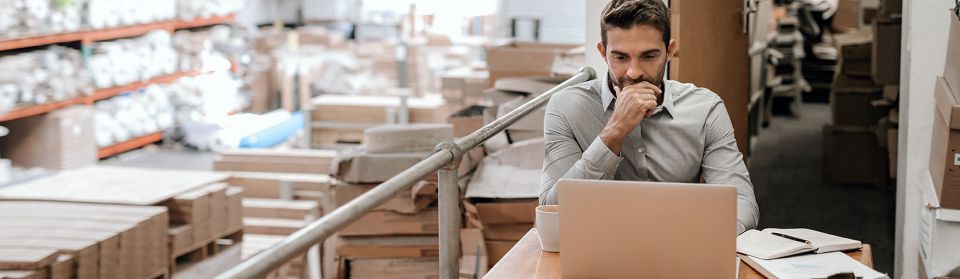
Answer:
[
  {"left": 177, "top": 0, "right": 243, "bottom": 20},
  {"left": 0, "top": 0, "right": 179, "bottom": 39},
  {"left": 168, "top": 72, "right": 247, "bottom": 125},
  {"left": 173, "top": 26, "right": 235, "bottom": 73},
  {"left": 89, "top": 30, "right": 178, "bottom": 89},
  {"left": 93, "top": 84, "right": 176, "bottom": 147},
  {"left": 0, "top": 46, "right": 93, "bottom": 109}
]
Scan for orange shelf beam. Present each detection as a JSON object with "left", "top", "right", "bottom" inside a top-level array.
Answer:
[
  {"left": 98, "top": 132, "right": 163, "bottom": 159},
  {"left": 0, "top": 71, "right": 197, "bottom": 123},
  {"left": 0, "top": 14, "right": 235, "bottom": 51},
  {"left": 173, "top": 14, "right": 236, "bottom": 30}
]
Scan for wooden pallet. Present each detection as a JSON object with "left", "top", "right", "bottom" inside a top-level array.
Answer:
[{"left": 171, "top": 228, "right": 244, "bottom": 274}]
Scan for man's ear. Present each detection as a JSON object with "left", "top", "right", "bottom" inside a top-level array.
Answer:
[
  {"left": 597, "top": 41, "right": 607, "bottom": 61},
  {"left": 666, "top": 39, "right": 678, "bottom": 62}
]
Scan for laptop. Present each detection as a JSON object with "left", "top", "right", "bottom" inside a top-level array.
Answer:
[{"left": 558, "top": 179, "right": 737, "bottom": 279}]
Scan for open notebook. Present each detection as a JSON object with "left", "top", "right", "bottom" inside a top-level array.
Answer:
[
  {"left": 737, "top": 228, "right": 862, "bottom": 260},
  {"left": 741, "top": 252, "right": 889, "bottom": 279}
]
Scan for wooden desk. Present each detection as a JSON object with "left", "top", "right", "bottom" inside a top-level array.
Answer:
[{"left": 485, "top": 229, "right": 874, "bottom": 279}]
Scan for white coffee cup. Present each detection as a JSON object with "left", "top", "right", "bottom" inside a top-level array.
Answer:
[{"left": 535, "top": 205, "right": 560, "bottom": 252}]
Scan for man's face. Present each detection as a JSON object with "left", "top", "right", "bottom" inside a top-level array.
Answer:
[{"left": 598, "top": 24, "right": 676, "bottom": 90}]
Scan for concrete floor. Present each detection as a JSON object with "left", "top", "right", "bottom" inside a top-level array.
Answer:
[
  {"left": 749, "top": 102, "right": 895, "bottom": 274},
  {"left": 103, "top": 101, "right": 896, "bottom": 274}
]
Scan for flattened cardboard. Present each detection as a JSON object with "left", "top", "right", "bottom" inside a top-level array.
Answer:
[
  {"left": 348, "top": 258, "right": 439, "bottom": 279},
  {"left": 364, "top": 124, "right": 453, "bottom": 154},
  {"left": 331, "top": 148, "right": 431, "bottom": 184},
  {"left": 340, "top": 207, "right": 439, "bottom": 236},
  {"left": 337, "top": 235, "right": 439, "bottom": 259},
  {"left": 335, "top": 181, "right": 437, "bottom": 214},
  {"left": 465, "top": 139, "right": 544, "bottom": 199}
]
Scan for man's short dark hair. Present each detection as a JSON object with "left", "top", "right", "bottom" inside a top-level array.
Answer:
[{"left": 600, "top": 0, "right": 671, "bottom": 48}]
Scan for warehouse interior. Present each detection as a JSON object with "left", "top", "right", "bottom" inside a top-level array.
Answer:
[{"left": 0, "top": 0, "right": 954, "bottom": 278}]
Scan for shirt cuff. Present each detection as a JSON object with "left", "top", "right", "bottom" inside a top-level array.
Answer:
[{"left": 583, "top": 137, "right": 623, "bottom": 174}]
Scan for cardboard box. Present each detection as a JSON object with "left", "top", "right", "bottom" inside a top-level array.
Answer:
[
  {"left": 822, "top": 125, "right": 888, "bottom": 185},
  {"left": 448, "top": 105, "right": 486, "bottom": 138},
  {"left": 214, "top": 149, "right": 337, "bottom": 175},
  {"left": 833, "top": 0, "right": 861, "bottom": 32},
  {"left": 482, "top": 223, "right": 533, "bottom": 241},
  {"left": 227, "top": 172, "right": 332, "bottom": 199},
  {"left": 880, "top": 0, "right": 902, "bottom": 15},
  {"left": 364, "top": 124, "right": 453, "bottom": 154},
  {"left": 0, "top": 106, "right": 96, "bottom": 170},
  {"left": 484, "top": 40, "right": 578, "bottom": 86},
  {"left": 337, "top": 235, "right": 438, "bottom": 259},
  {"left": 472, "top": 200, "right": 538, "bottom": 225},
  {"left": 929, "top": 77, "right": 960, "bottom": 209},
  {"left": 840, "top": 43, "right": 873, "bottom": 78},
  {"left": 944, "top": 11, "right": 960, "bottom": 92},
  {"left": 441, "top": 67, "right": 489, "bottom": 106},
  {"left": 460, "top": 228, "right": 488, "bottom": 279},
  {"left": 348, "top": 258, "right": 439, "bottom": 279},
  {"left": 332, "top": 148, "right": 432, "bottom": 184},
  {"left": 485, "top": 240, "right": 517, "bottom": 268},
  {"left": 340, "top": 207, "right": 439, "bottom": 236},
  {"left": 871, "top": 16, "right": 901, "bottom": 85},
  {"left": 831, "top": 75, "right": 884, "bottom": 127},
  {"left": 335, "top": 181, "right": 437, "bottom": 214}
]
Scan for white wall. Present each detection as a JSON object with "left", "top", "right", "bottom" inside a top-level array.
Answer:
[
  {"left": 501, "top": 0, "right": 585, "bottom": 44},
  {"left": 585, "top": 0, "right": 608, "bottom": 78},
  {"left": 897, "top": 0, "right": 956, "bottom": 278}
]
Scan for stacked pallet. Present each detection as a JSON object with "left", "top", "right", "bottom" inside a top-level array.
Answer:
[
  {"left": 331, "top": 124, "right": 457, "bottom": 279},
  {"left": 0, "top": 166, "right": 244, "bottom": 275},
  {"left": 243, "top": 198, "right": 321, "bottom": 278},
  {"left": 463, "top": 138, "right": 543, "bottom": 268},
  {"left": 213, "top": 149, "right": 337, "bottom": 175},
  {"left": 0, "top": 201, "right": 169, "bottom": 279},
  {"left": 309, "top": 94, "right": 452, "bottom": 146},
  {"left": 226, "top": 171, "right": 337, "bottom": 279}
]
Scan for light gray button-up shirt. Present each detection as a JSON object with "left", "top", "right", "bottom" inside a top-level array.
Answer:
[{"left": 539, "top": 74, "right": 759, "bottom": 234}]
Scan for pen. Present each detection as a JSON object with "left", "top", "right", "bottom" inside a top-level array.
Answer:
[{"left": 771, "top": 232, "right": 812, "bottom": 245}]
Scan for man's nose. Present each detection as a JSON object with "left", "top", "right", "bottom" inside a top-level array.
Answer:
[{"left": 626, "top": 64, "right": 644, "bottom": 80}]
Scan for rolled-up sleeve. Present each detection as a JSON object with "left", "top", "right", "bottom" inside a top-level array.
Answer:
[
  {"left": 539, "top": 95, "right": 622, "bottom": 205},
  {"left": 702, "top": 101, "right": 759, "bottom": 235}
]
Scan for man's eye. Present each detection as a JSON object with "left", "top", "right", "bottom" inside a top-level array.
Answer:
[
  {"left": 615, "top": 56, "right": 627, "bottom": 61},
  {"left": 644, "top": 53, "right": 659, "bottom": 59}
]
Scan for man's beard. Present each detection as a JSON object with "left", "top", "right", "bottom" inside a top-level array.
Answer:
[{"left": 608, "top": 61, "right": 668, "bottom": 105}]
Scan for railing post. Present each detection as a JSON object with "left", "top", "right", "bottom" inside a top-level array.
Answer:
[{"left": 435, "top": 141, "right": 464, "bottom": 279}]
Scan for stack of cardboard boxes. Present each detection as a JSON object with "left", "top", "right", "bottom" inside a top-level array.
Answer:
[
  {"left": 921, "top": 7, "right": 960, "bottom": 277},
  {"left": 226, "top": 172, "right": 338, "bottom": 279},
  {"left": 331, "top": 124, "right": 453, "bottom": 278},
  {"left": 463, "top": 138, "right": 544, "bottom": 268},
  {"left": 0, "top": 106, "right": 97, "bottom": 170},
  {"left": 309, "top": 93, "right": 451, "bottom": 146},
  {"left": 823, "top": 21, "right": 896, "bottom": 186}
]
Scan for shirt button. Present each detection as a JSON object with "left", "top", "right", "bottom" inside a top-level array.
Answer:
[{"left": 638, "top": 147, "right": 644, "bottom": 153}]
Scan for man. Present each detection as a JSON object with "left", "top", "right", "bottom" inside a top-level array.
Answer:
[{"left": 539, "top": 0, "right": 759, "bottom": 234}]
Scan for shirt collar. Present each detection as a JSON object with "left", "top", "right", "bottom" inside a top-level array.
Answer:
[{"left": 600, "top": 74, "right": 675, "bottom": 117}]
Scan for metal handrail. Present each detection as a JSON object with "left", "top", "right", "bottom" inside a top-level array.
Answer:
[{"left": 216, "top": 67, "right": 596, "bottom": 279}]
